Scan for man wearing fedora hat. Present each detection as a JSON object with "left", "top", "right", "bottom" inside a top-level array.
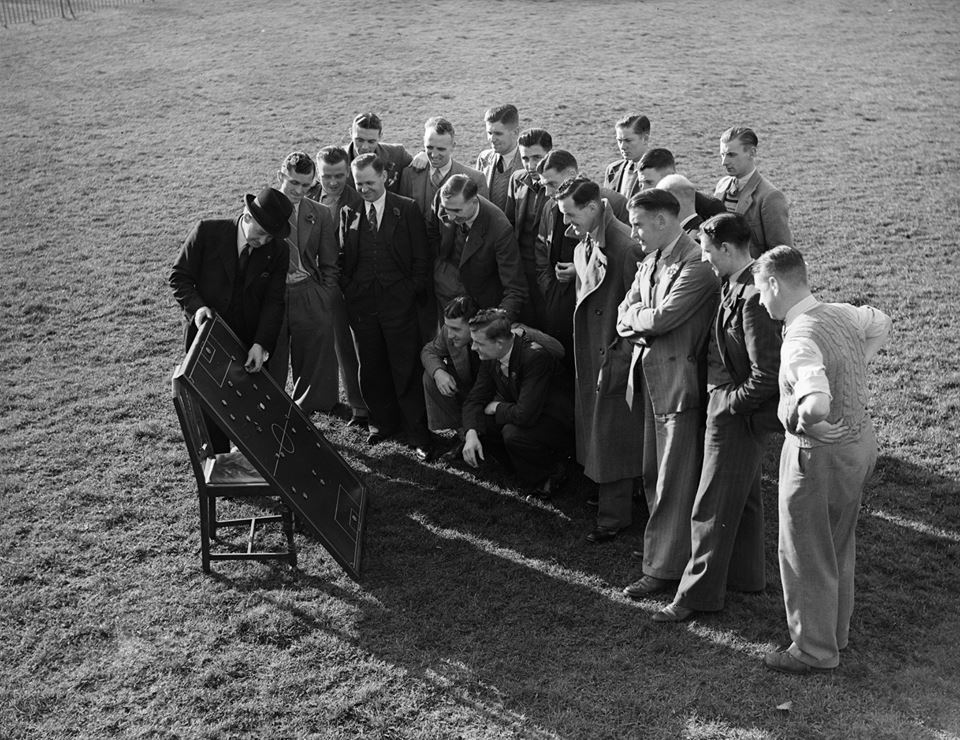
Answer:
[{"left": 170, "top": 185, "right": 292, "bottom": 397}]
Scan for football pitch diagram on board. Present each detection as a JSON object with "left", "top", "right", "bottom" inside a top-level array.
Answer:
[{"left": 174, "top": 315, "right": 368, "bottom": 580}]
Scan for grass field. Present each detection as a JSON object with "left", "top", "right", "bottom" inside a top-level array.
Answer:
[{"left": 2, "top": 0, "right": 959, "bottom": 737}]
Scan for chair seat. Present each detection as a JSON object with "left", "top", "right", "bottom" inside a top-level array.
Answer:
[{"left": 206, "top": 451, "right": 266, "bottom": 485}]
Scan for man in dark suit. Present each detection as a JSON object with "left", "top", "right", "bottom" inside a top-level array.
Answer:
[
  {"left": 461, "top": 309, "right": 574, "bottom": 495},
  {"left": 636, "top": 148, "right": 725, "bottom": 225},
  {"left": 421, "top": 294, "right": 564, "bottom": 441},
  {"left": 307, "top": 145, "right": 369, "bottom": 427},
  {"left": 340, "top": 153, "right": 432, "bottom": 459},
  {"left": 602, "top": 114, "right": 650, "bottom": 200},
  {"left": 170, "top": 186, "right": 292, "bottom": 450},
  {"left": 714, "top": 126, "right": 793, "bottom": 257},
  {"left": 476, "top": 104, "right": 523, "bottom": 212},
  {"left": 616, "top": 189, "right": 720, "bottom": 598},
  {"left": 344, "top": 112, "right": 416, "bottom": 193},
  {"left": 504, "top": 128, "right": 553, "bottom": 328},
  {"left": 399, "top": 116, "right": 488, "bottom": 222},
  {"left": 268, "top": 151, "right": 342, "bottom": 414},
  {"left": 430, "top": 174, "right": 527, "bottom": 322},
  {"left": 557, "top": 176, "right": 645, "bottom": 542},
  {"left": 652, "top": 213, "right": 782, "bottom": 622},
  {"left": 534, "top": 149, "right": 629, "bottom": 368}
]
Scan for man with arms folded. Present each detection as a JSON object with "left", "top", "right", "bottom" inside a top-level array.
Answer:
[
  {"left": 556, "top": 176, "right": 645, "bottom": 543},
  {"left": 476, "top": 104, "right": 523, "bottom": 212},
  {"left": 340, "top": 154, "right": 433, "bottom": 460},
  {"left": 652, "top": 213, "right": 781, "bottom": 622},
  {"left": 752, "top": 246, "right": 890, "bottom": 674},
  {"left": 170, "top": 186, "right": 291, "bottom": 450},
  {"left": 616, "top": 189, "right": 719, "bottom": 598},
  {"left": 307, "top": 145, "right": 369, "bottom": 427},
  {"left": 430, "top": 174, "right": 527, "bottom": 322},
  {"left": 534, "top": 149, "right": 629, "bottom": 364},
  {"left": 714, "top": 126, "right": 793, "bottom": 257},
  {"left": 504, "top": 127, "right": 554, "bottom": 328},
  {"left": 603, "top": 114, "right": 650, "bottom": 200},
  {"left": 268, "top": 151, "right": 342, "bottom": 415},
  {"left": 461, "top": 309, "right": 574, "bottom": 496}
]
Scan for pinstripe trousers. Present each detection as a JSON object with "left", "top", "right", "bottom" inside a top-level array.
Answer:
[
  {"left": 639, "top": 379, "right": 705, "bottom": 580},
  {"left": 779, "top": 421, "right": 878, "bottom": 668}
]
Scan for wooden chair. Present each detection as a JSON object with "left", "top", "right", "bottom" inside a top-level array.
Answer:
[{"left": 172, "top": 377, "right": 296, "bottom": 573}]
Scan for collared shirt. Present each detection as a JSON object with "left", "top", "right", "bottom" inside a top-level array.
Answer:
[
  {"left": 462, "top": 202, "right": 481, "bottom": 232},
  {"left": 236, "top": 219, "right": 256, "bottom": 257},
  {"left": 736, "top": 168, "right": 757, "bottom": 191},
  {"left": 726, "top": 259, "right": 754, "bottom": 289},
  {"left": 498, "top": 147, "right": 518, "bottom": 171},
  {"left": 367, "top": 191, "right": 387, "bottom": 230},
  {"left": 431, "top": 160, "right": 453, "bottom": 182},
  {"left": 680, "top": 213, "right": 700, "bottom": 232},
  {"left": 498, "top": 337, "right": 515, "bottom": 376},
  {"left": 654, "top": 233, "right": 684, "bottom": 281}
]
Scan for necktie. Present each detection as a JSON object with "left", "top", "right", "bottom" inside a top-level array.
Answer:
[
  {"left": 458, "top": 222, "right": 469, "bottom": 236},
  {"left": 584, "top": 235, "right": 595, "bottom": 262},
  {"left": 728, "top": 180, "right": 740, "bottom": 197},
  {"left": 368, "top": 203, "right": 378, "bottom": 232},
  {"left": 649, "top": 248, "right": 662, "bottom": 291},
  {"left": 431, "top": 168, "right": 443, "bottom": 187},
  {"left": 495, "top": 155, "right": 504, "bottom": 174},
  {"left": 238, "top": 244, "right": 252, "bottom": 274}
]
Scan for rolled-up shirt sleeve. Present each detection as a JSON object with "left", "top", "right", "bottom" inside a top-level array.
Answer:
[{"left": 782, "top": 336, "right": 831, "bottom": 402}]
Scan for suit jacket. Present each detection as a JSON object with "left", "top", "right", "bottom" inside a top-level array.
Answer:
[
  {"left": 714, "top": 171, "right": 792, "bottom": 254},
  {"left": 170, "top": 217, "right": 288, "bottom": 353},
  {"left": 429, "top": 196, "right": 527, "bottom": 321},
  {"left": 421, "top": 325, "right": 564, "bottom": 395},
  {"left": 476, "top": 148, "right": 523, "bottom": 195},
  {"left": 504, "top": 170, "right": 548, "bottom": 240},
  {"left": 462, "top": 332, "right": 573, "bottom": 432},
  {"left": 338, "top": 191, "right": 429, "bottom": 298},
  {"left": 291, "top": 198, "right": 338, "bottom": 289},
  {"left": 617, "top": 232, "right": 720, "bottom": 414},
  {"left": 572, "top": 203, "right": 645, "bottom": 482},
  {"left": 399, "top": 159, "right": 488, "bottom": 222},
  {"left": 603, "top": 159, "right": 640, "bottom": 198},
  {"left": 345, "top": 142, "right": 413, "bottom": 193},
  {"left": 709, "top": 269, "right": 782, "bottom": 431},
  {"left": 695, "top": 191, "right": 726, "bottom": 222}
]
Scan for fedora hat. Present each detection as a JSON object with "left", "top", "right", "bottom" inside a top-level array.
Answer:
[{"left": 244, "top": 186, "right": 293, "bottom": 239}]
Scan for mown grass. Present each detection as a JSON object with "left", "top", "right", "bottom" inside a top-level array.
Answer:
[{"left": 1, "top": 0, "right": 959, "bottom": 737}]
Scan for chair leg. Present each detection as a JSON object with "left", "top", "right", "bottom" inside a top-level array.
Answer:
[
  {"left": 283, "top": 506, "right": 297, "bottom": 569},
  {"left": 198, "top": 490, "right": 212, "bottom": 574}
]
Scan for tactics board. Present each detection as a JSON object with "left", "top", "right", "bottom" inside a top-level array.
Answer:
[{"left": 174, "top": 315, "right": 367, "bottom": 580}]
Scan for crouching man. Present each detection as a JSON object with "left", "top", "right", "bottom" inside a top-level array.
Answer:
[{"left": 461, "top": 309, "right": 574, "bottom": 495}]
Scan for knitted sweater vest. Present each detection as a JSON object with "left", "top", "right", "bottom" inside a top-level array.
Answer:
[{"left": 779, "top": 303, "right": 870, "bottom": 448}]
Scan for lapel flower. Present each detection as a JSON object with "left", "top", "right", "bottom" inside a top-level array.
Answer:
[
  {"left": 341, "top": 206, "right": 360, "bottom": 232},
  {"left": 305, "top": 211, "right": 316, "bottom": 225},
  {"left": 665, "top": 263, "right": 680, "bottom": 280},
  {"left": 392, "top": 206, "right": 401, "bottom": 218}
]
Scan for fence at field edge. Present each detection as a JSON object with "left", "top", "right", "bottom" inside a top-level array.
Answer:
[{"left": 1, "top": 0, "right": 153, "bottom": 27}]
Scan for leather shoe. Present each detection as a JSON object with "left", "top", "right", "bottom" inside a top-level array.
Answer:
[
  {"left": 585, "top": 526, "right": 620, "bottom": 544},
  {"left": 763, "top": 650, "right": 835, "bottom": 675},
  {"left": 623, "top": 575, "right": 677, "bottom": 599},
  {"left": 414, "top": 444, "right": 436, "bottom": 462},
  {"left": 651, "top": 603, "right": 696, "bottom": 622},
  {"left": 348, "top": 413, "right": 369, "bottom": 428},
  {"left": 366, "top": 431, "right": 388, "bottom": 445}
]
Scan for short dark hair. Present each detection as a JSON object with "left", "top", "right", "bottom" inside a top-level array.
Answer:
[
  {"left": 425, "top": 116, "right": 455, "bottom": 137},
  {"left": 440, "top": 174, "right": 478, "bottom": 200},
  {"left": 701, "top": 213, "right": 752, "bottom": 251},
  {"left": 352, "top": 112, "right": 383, "bottom": 132},
  {"left": 351, "top": 153, "right": 384, "bottom": 174},
  {"left": 556, "top": 175, "right": 600, "bottom": 207},
  {"left": 316, "top": 145, "right": 350, "bottom": 167},
  {"left": 518, "top": 128, "right": 552, "bottom": 150},
  {"left": 484, "top": 104, "right": 519, "bottom": 127},
  {"left": 538, "top": 149, "right": 578, "bottom": 174},
  {"left": 616, "top": 114, "right": 651, "bottom": 136},
  {"left": 638, "top": 148, "right": 675, "bottom": 172},
  {"left": 753, "top": 245, "right": 808, "bottom": 286},
  {"left": 628, "top": 188, "right": 680, "bottom": 217},
  {"left": 443, "top": 295, "right": 479, "bottom": 321},
  {"left": 468, "top": 308, "right": 513, "bottom": 340},
  {"left": 721, "top": 126, "right": 759, "bottom": 148},
  {"left": 280, "top": 151, "right": 316, "bottom": 177}
]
